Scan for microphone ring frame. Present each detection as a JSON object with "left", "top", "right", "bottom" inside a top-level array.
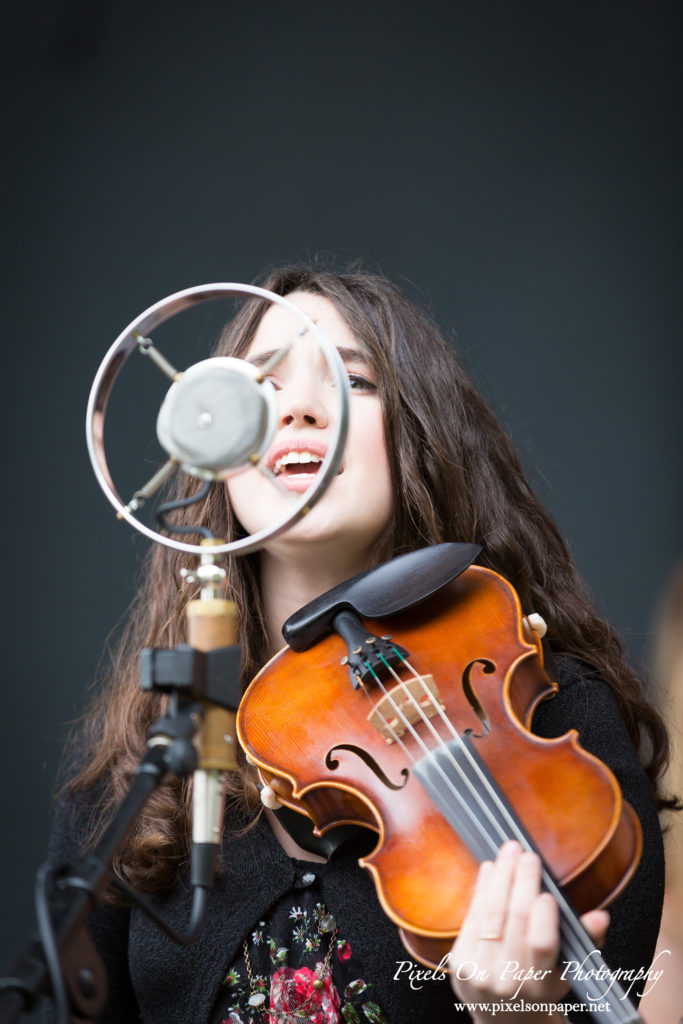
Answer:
[{"left": 85, "top": 283, "right": 350, "bottom": 557}]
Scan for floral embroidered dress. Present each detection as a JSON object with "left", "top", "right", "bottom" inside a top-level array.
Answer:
[{"left": 211, "top": 860, "right": 388, "bottom": 1024}]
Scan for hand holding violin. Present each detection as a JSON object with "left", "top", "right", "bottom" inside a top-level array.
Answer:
[{"left": 450, "top": 841, "right": 610, "bottom": 1024}]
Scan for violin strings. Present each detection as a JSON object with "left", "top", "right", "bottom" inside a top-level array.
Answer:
[
  {"left": 388, "top": 650, "right": 527, "bottom": 845},
  {"left": 377, "top": 653, "right": 628, "bottom": 1008},
  {"left": 370, "top": 653, "right": 545, "bottom": 865},
  {"left": 358, "top": 652, "right": 527, "bottom": 866},
  {"left": 357, "top": 650, "right": 636, "bottom": 1020},
  {"left": 349, "top": 655, "right": 504, "bottom": 854}
]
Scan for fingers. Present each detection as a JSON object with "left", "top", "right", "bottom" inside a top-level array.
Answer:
[
  {"left": 507, "top": 843, "right": 557, "bottom": 946},
  {"left": 470, "top": 842, "right": 560, "bottom": 967},
  {"left": 503, "top": 845, "right": 541, "bottom": 946},
  {"left": 455, "top": 858, "right": 495, "bottom": 946},
  {"left": 580, "top": 908, "right": 610, "bottom": 949},
  {"left": 477, "top": 841, "right": 520, "bottom": 941},
  {"left": 452, "top": 842, "right": 564, "bottom": 1002},
  {"left": 456, "top": 841, "right": 527, "bottom": 942},
  {"left": 451, "top": 840, "right": 612, "bottom": 1012},
  {"left": 526, "top": 891, "right": 560, "bottom": 967}
]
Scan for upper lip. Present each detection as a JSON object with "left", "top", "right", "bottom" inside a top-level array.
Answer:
[{"left": 267, "top": 439, "right": 330, "bottom": 474}]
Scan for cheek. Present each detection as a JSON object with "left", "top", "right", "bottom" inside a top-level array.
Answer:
[
  {"left": 352, "top": 404, "right": 389, "bottom": 471},
  {"left": 350, "top": 406, "right": 393, "bottom": 514}
]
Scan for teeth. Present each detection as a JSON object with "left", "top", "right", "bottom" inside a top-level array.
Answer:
[{"left": 273, "top": 451, "right": 323, "bottom": 474}]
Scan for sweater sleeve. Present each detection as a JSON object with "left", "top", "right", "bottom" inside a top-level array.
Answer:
[
  {"left": 531, "top": 656, "right": 665, "bottom": 1021},
  {"left": 41, "top": 779, "right": 141, "bottom": 1023}
]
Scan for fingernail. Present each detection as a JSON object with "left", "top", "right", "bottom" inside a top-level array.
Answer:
[{"left": 499, "top": 841, "right": 521, "bottom": 857}]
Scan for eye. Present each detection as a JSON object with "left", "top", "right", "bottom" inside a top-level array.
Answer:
[
  {"left": 347, "top": 372, "right": 377, "bottom": 393},
  {"left": 263, "top": 375, "right": 282, "bottom": 391}
]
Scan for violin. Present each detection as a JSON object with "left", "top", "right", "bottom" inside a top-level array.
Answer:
[{"left": 236, "top": 546, "right": 643, "bottom": 1023}]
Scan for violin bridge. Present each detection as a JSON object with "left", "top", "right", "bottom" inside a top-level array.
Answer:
[{"left": 368, "top": 674, "right": 444, "bottom": 744}]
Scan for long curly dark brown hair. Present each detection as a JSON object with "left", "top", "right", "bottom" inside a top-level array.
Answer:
[{"left": 67, "top": 263, "right": 675, "bottom": 894}]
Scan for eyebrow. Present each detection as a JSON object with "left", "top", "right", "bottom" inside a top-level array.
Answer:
[{"left": 246, "top": 345, "right": 369, "bottom": 368}]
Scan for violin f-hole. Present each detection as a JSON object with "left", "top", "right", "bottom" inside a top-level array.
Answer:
[
  {"left": 462, "top": 658, "right": 495, "bottom": 735},
  {"left": 326, "top": 744, "right": 409, "bottom": 791}
]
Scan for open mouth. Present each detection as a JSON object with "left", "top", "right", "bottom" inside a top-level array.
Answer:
[
  {"left": 273, "top": 451, "right": 324, "bottom": 477},
  {"left": 267, "top": 442, "right": 343, "bottom": 486}
]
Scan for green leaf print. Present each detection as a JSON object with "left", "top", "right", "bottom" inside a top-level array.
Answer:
[
  {"left": 362, "top": 1001, "right": 389, "bottom": 1023},
  {"left": 272, "top": 946, "right": 288, "bottom": 966},
  {"left": 341, "top": 1002, "right": 361, "bottom": 1023},
  {"left": 344, "top": 979, "right": 369, "bottom": 998}
]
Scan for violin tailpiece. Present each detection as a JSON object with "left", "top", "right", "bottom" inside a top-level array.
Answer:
[{"left": 333, "top": 609, "right": 409, "bottom": 689}]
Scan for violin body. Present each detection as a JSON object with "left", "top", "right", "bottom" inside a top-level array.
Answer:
[{"left": 237, "top": 565, "right": 642, "bottom": 969}]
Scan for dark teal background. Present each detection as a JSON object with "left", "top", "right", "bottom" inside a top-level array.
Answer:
[{"left": 1, "top": 0, "right": 680, "bottom": 1001}]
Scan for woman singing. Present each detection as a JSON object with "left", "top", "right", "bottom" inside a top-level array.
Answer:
[{"left": 48, "top": 264, "right": 671, "bottom": 1023}]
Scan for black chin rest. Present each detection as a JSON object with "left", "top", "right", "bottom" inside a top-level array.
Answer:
[{"left": 282, "top": 542, "right": 481, "bottom": 651}]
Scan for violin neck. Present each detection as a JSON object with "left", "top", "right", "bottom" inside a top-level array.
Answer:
[{"left": 413, "top": 737, "right": 643, "bottom": 1024}]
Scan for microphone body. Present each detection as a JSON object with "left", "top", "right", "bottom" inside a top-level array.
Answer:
[{"left": 186, "top": 595, "right": 239, "bottom": 887}]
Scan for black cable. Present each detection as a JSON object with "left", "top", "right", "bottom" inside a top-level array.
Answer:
[
  {"left": 34, "top": 865, "right": 70, "bottom": 1024},
  {"left": 31, "top": 869, "right": 207, "bottom": 1024},
  {"left": 108, "top": 878, "right": 207, "bottom": 946},
  {"left": 156, "top": 480, "right": 215, "bottom": 539}
]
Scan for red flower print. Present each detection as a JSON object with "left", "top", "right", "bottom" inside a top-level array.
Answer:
[
  {"left": 269, "top": 966, "right": 341, "bottom": 1023},
  {"left": 336, "top": 941, "right": 351, "bottom": 963}
]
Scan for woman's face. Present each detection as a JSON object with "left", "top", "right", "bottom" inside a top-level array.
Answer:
[{"left": 227, "top": 291, "right": 394, "bottom": 570}]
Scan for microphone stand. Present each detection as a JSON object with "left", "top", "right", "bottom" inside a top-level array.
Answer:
[{"left": 0, "top": 543, "right": 240, "bottom": 1023}]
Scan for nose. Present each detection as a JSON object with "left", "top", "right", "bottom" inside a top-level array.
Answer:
[{"left": 277, "top": 370, "right": 330, "bottom": 429}]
